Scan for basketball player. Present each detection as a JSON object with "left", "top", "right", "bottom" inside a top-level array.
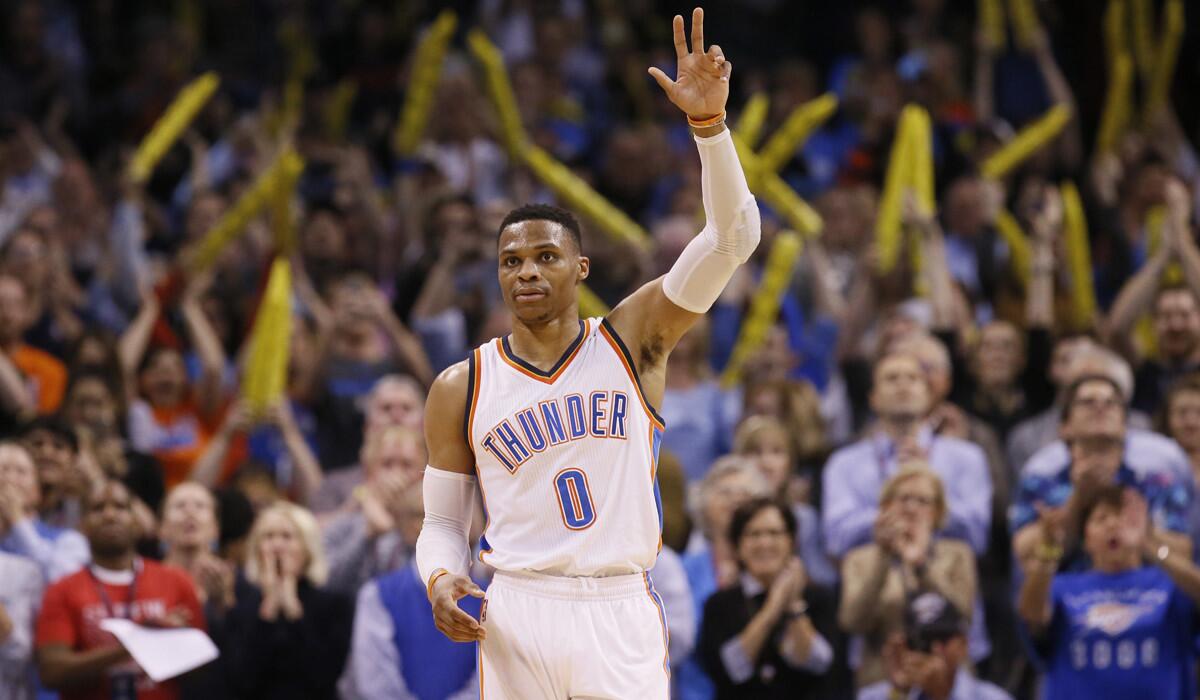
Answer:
[{"left": 416, "top": 7, "right": 759, "bottom": 698}]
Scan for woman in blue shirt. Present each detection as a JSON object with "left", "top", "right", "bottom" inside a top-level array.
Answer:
[{"left": 1018, "top": 483, "right": 1200, "bottom": 700}]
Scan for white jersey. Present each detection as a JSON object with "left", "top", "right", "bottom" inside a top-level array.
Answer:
[{"left": 466, "top": 317, "right": 665, "bottom": 577}]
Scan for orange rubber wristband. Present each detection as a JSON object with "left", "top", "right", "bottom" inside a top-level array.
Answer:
[
  {"left": 426, "top": 568, "right": 451, "bottom": 600},
  {"left": 687, "top": 111, "right": 726, "bottom": 129}
]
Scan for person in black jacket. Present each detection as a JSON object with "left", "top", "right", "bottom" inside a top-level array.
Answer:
[
  {"left": 698, "top": 497, "right": 844, "bottom": 699},
  {"left": 221, "top": 502, "right": 353, "bottom": 700}
]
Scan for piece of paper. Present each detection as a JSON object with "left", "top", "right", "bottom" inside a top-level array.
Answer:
[{"left": 99, "top": 619, "right": 220, "bottom": 682}]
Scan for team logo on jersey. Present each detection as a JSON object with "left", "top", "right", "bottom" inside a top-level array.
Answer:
[
  {"left": 1082, "top": 602, "right": 1152, "bottom": 636},
  {"left": 480, "top": 390, "right": 631, "bottom": 474}
]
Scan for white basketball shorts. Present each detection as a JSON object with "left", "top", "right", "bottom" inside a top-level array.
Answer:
[{"left": 478, "top": 570, "right": 671, "bottom": 699}]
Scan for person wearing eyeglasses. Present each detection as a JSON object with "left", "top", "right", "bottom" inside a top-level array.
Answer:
[
  {"left": 696, "top": 497, "right": 841, "bottom": 700},
  {"left": 839, "top": 465, "right": 977, "bottom": 690},
  {"left": 1011, "top": 374, "right": 1193, "bottom": 573}
]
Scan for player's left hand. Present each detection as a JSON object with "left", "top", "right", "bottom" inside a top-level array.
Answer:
[
  {"left": 431, "top": 574, "right": 487, "bottom": 643},
  {"left": 648, "top": 7, "right": 730, "bottom": 120}
]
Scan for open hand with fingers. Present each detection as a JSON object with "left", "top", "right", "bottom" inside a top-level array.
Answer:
[
  {"left": 429, "top": 573, "right": 486, "bottom": 643},
  {"left": 648, "top": 8, "right": 731, "bottom": 121}
]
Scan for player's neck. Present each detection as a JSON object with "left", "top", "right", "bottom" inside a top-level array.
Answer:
[{"left": 509, "top": 314, "right": 582, "bottom": 369}]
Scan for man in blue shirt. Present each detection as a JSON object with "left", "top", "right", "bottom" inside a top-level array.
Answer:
[
  {"left": 822, "top": 351, "right": 992, "bottom": 560},
  {"left": 1011, "top": 374, "right": 1192, "bottom": 571}
]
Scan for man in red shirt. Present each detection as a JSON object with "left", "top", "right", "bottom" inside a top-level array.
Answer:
[{"left": 35, "top": 481, "right": 203, "bottom": 700}]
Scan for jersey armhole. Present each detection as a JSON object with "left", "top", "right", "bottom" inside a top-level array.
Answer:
[
  {"left": 598, "top": 318, "right": 667, "bottom": 429},
  {"left": 463, "top": 348, "right": 482, "bottom": 453}
]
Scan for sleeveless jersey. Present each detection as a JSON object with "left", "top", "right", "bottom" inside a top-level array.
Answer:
[{"left": 466, "top": 318, "right": 665, "bottom": 577}]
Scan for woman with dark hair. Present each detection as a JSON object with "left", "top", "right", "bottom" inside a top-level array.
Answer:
[
  {"left": 697, "top": 497, "right": 841, "bottom": 700},
  {"left": 1018, "top": 483, "right": 1200, "bottom": 700}
]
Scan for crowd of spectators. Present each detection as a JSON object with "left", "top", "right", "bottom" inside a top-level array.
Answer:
[{"left": 0, "top": 0, "right": 1200, "bottom": 699}]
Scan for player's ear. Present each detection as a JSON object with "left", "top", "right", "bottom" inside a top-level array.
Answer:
[{"left": 577, "top": 256, "right": 590, "bottom": 282}]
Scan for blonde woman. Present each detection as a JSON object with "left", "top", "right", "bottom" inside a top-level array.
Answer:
[
  {"left": 222, "top": 503, "right": 353, "bottom": 700},
  {"left": 837, "top": 464, "right": 977, "bottom": 689},
  {"left": 734, "top": 415, "right": 837, "bottom": 586}
]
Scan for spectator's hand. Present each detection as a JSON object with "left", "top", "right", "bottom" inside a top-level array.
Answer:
[
  {"left": 900, "top": 192, "right": 935, "bottom": 234},
  {"left": 1031, "top": 187, "right": 1064, "bottom": 242},
  {"left": 430, "top": 573, "right": 486, "bottom": 642},
  {"left": 882, "top": 633, "right": 913, "bottom": 691},
  {"left": 222, "top": 401, "right": 255, "bottom": 437},
  {"left": 258, "top": 550, "right": 281, "bottom": 621},
  {"left": 193, "top": 552, "right": 236, "bottom": 608},
  {"left": 0, "top": 482, "right": 27, "bottom": 530},
  {"left": 182, "top": 267, "right": 215, "bottom": 305},
  {"left": 765, "top": 557, "right": 805, "bottom": 616},
  {"left": 896, "top": 523, "right": 932, "bottom": 569},
  {"left": 261, "top": 400, "right": 298, "bottom": 433},
  {"left": 1119, "top": 488, "right": 1152, "bottom": 553},
  {"left": 874, "top": 506, "right": 905, "bottom": 552},
  {"left": 361, "top": 470, "right": 412, "bottom": 536},
  {"left": 1165, "top": 178, "right": 1192, "bottom": 234},
  {"left": 130, "top": 498, "right": 158, "bottom": 540},
  {"left": 143, "top": 606, "right": 194, "bottom": 629},
  {"left": 1035, "top": 503, "right": 1068, "bottom": 550},
  {"left": 279, "top": 569, "right": 303, "bottom": 621},
  {"left": 647, "top": 8, "right": 731, "bottom": 121},
  {"left": 929, "top": 402, "right": 969, "bottom": 440},
  {"left": 906, "top": 647, "right": 953, "bottom": 696}
]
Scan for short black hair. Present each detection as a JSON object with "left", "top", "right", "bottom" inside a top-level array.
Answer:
[
  {"left": 20, "top": 415, "right": 78, "bottom": 452},
  {"left": 498, "top": 203, "right": 582, "bottom": 252},
  {"left": 728, "top": 497, "right": 798, "bottom": 570},
  {"left": 1077, "top": 483, "right": 1128, "bottom": 529}
]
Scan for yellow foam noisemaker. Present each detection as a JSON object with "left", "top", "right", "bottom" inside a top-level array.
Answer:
[
  {"left": 578, "top": 284, "right": 610, "bottom": 318},
  {"left": 324, "top": 78, "right": 358, "bottom": 140},
  {"left": 523, "top": 146, "right": 651, "bottom": 251},
  {"left": 994, "top": 209, "right": 1032, "bottom": 285},
  {"left": 1104, "top": 0, "right": 1129, "bottom": 70},
  {"left": 1007, "top": 0, "right": 1040, "bottom": 50},
  {"left": 1142, "top": 0, "right": 1184, "bottom": 125},
  {"left": 393, "top": 10, "right": 458, "bottom": 156},
  {"left": 1096, "top": 53, "right": 1133, "bottom": 154},
  {"left": 1130, "top": 0, "right": 1155, "bottom": 82},
  {"left": 979, "top": 0, "right": 1006, "bottom": 49},
  {"left": 720, "top": 231, "right": 802, "bottom": 388},
  {"left": 756, "top": 93, "right": 838, "bottom": 175},
  {"left": 1060, "top": 181, "right": 1096, "bottom": 329},
  {"left": 875, "top": 107, "right": 917, "bottom": 273},
  {"left": 468, "top": 29, "right": 529, "bottom": 158},
  {"left": 981, "top": 104, "right": 1071, "bottom": 180},
  {"left": 127, "top": 72, "right": 220, "bottom": 184},
  {"left": 191, "top": 150, "right": 305, "bottom": 271},
  {"left": 905, "top": 105, "right": 935, "bottom": 295},
  {"left": 735, "top": 92, "right": 770, "bottom": 149},
  {"left": 270, "top": 152, "right": 303, "bottom": 254},
  {"left": 242, "top": 257, "right": 293, "bottom": 415}
]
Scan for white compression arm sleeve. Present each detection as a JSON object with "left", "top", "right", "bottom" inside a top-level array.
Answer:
[
  {"left": 662, "top": 128, "right": 761, "bottom": 313},
  {"left": 415, "top": 466, "right": 477, "bottom": 587}
]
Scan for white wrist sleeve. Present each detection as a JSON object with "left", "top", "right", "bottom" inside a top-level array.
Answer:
[
  {"left": 415, "top": 466, "right": 477, "bottom": 586},
  {"left": 663, "top": 129, "right": 761, "bottom": 313}
]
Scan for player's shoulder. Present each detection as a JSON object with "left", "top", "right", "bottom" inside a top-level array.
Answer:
[{"left": 426, "top": 359, "right": 473, "bottom": 422}]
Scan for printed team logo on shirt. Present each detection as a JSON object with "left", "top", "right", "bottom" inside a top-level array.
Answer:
[{"left": 1082, "top": 602, "right": 1154, "bottom": 636}]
